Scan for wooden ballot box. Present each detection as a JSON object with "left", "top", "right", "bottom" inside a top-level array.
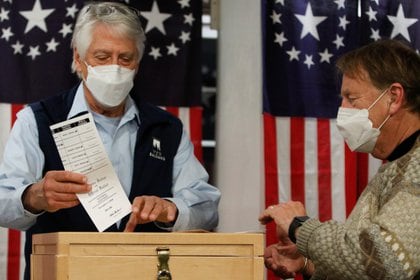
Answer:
[{"left": 31, "top": 232, "right": 264, "bottom": 280}]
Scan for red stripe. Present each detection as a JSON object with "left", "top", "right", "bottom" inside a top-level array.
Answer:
[
  {"left": 357, "top": 153, "right": 369, "bottom": 196},
  {"left": 188, "top": 107, "right": 203, "bottom": 162},
  {"left": 344, "top": 145, "right": 357, "bottom": 217},
  {"left": 8, "top": 104, "right": 24, "bottom": 280},
  {"left": 263, "top": 113, "right": 280, "bottom": 208},
  {"left": 165, "top": 107, "right": 203, "bottom": 162},
  {"left": 11, "top": 104, "right": 24, "bottom": 126},
  {"left": 263, "top": 114, "right": 279, "bottom": 241},
  {"left": 263, "top": 113, "right": 280, "bottom": 280},
  {"left": 165, "top": 107, "right": 179, "bottom": 117},
  {"left": 7, "top": 230, "right": 21, "bottom": 280},
  {"left": 317, "top": 119, "right": 332, "bottom": 222},
  {"left": 290, "top": 117, "right": 305, "bottom": 203}
]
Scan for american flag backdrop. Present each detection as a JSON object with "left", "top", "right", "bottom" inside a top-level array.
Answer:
[{"left": 0, "top": 1, "right": 202, "bottom": 279}]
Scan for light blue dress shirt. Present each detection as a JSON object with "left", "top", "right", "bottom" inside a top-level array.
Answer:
[{"left": 0, "top": 84, "right": 220, "bottom": 231}]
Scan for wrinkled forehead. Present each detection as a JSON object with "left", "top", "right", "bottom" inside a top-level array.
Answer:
[
  {"left": 342, "top": 64, "right": 371, "bottom": 83},
  {"left": 87, "top": 24, "right": 139, "bottom": 54}
]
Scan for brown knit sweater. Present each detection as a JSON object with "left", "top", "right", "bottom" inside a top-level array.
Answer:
[{"left": 297, "top": 136, "right": 420, "bottom": 280}]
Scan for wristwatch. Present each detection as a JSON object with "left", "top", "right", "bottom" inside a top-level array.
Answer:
[{"left": 288, "top": 216, "right": 310, "bottom": 243}]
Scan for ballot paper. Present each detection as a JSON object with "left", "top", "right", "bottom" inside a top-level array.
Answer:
[{"left": 50, "top": 112, "right": 132, "bottom": 232}]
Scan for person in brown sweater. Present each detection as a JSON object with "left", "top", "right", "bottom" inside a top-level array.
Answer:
[{"left": 259, "top": 39, "right": 420, "bottom": 279}]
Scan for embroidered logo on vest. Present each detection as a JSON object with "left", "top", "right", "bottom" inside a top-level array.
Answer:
[{"left": 149, "top": 138, "right": 166, "bottom": 161}]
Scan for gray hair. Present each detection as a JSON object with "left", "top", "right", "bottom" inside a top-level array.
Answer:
[{"left": 71, "top": 1, "right": 146, "bottom": 75}]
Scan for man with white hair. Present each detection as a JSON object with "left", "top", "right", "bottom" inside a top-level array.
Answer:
[{"left": 0, "top": 2, "right": 220, "bottom": 279}]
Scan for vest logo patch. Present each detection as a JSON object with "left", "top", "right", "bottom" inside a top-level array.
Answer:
[{"left": 149, "top": 138, "right": 166, "bottom": 161}]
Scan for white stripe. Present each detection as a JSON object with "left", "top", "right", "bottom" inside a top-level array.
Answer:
[
  {"left": 202, "top": 140, "right": 216, "bottom": 148},
  {"left": 304, "top": 118, "right": 319, "bottom": 218},
  {"left": 275, "top": 117, "right": 291, "bottom": 202},
  {"left": 368, "top": 154, "right": 382, "bottom": 181},
  {"left": 0, "top": 103, "right": 12, "bottom": 279},
  {"left": 160, "top": 106, "right": 191, "bottom": 136},
  {"left": 177, "top": 107, "right": 191, "bottom": 136},
  {"left": 20, "top": 232, "right": 26, "bottom": 280},
  {"left": 0, "top": 228, "right": 9, "bottom": 280},
  {"left": 330, "top": 119, "right": 347, "bottom": 222},
  {"left": 0, "top": 103, "right": 12, "bottom": 162}
]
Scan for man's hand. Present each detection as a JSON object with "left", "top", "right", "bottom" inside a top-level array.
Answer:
[
  {"left": 124, "top": 196, "right": 178, "bottom": 232},
  {"left": 264, "top": 241, "right": 306, "bottom": 278},
  {"left": 23, "top": 170, "right": 91, "bottom": 213},
  {"left": 259, "top": 201, "right": 306, "bottom": 240}
]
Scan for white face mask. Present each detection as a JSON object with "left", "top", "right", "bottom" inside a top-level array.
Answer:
[
  {"left": 336, "top": 87, "right": 391, "bottom": 153},
  {"left": 85, "top": 63, "right": 136, "bottom": 108}
]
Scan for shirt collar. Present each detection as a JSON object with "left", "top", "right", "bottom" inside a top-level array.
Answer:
[
  {"left": 387, "top": 129, "right": 420, "bottom": 161},
  {"left": 67, "top": 82, "right": 140, "bottom": 125}
]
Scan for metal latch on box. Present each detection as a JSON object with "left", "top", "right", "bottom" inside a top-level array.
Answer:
[{"left": 156, "top": 247, "right": 172, "bottom": 280}]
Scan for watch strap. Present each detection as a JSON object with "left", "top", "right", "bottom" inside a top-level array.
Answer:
[{"left": 288, "top": 216, "right": 310, "bottom": 243}]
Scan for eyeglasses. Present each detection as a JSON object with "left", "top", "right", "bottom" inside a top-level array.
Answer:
[{"left": 85, "top": 2, "right": 141, "bottom": 18}]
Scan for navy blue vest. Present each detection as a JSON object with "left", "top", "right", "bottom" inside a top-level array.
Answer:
[{"left": 24, "top": 87, "right": 182, "bottom": 279}]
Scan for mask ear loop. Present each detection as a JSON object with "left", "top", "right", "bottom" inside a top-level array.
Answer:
[
  {"left": 367, "top": 86, "right": 391, "bottom": 111},
  {"left": 378, "top": 114, "right": 390, "bottom": 130},
  {"left": 375, "top": 86, "right": 393, "bottom": 130},
  {"left": 84, "top": 61, "right": 93, "bottom": 71},
  {"left": 83, "top": 61, "right": 91, "bottom": 83}
]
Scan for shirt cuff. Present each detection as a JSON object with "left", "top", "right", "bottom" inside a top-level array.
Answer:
[
  {"left": 296, "top": 218, "right": 323, "bottom": 256},
  {"left": 157, "top": 197, "right": 190, "bottom": 231},
  {"left": 19, "top": 185, "right": 45, "bottom": 216}
]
